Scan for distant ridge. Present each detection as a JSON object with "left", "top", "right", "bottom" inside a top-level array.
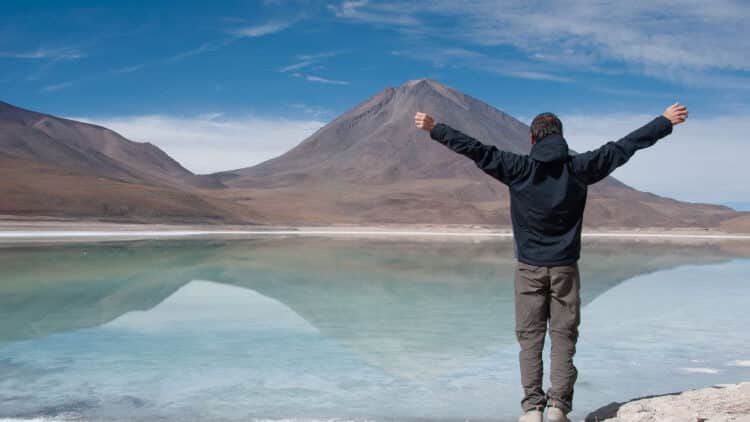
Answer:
[
  {"left": 213, "top": 79, "right": 741, "bottom": 228},
  {"left": 0, "top": 80, "right": 746, "bottom": 229},
  {"left": 0, "top": 100, "right": 221, "bottom": 188},
  {"left": 0, "top": 101, "right": 251, "bottom": 223}
]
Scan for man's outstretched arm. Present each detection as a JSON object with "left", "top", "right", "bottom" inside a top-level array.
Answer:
[
  {"left": 570, "top": 103, "right": 688, "bottom": 185},
  {"left": 414, "top": 112, "right": 527, "bottom": 185}
]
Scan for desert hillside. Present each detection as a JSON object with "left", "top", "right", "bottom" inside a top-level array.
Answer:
[
  {"left": 214, "top": 79, "right": 743, "bottom": 229},
  {"left": 1, "top": 80, "right": 746, "bottom": 229}
]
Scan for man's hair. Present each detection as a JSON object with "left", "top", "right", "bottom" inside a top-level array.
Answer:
[{"left": 530, "top": 112, "right": 563, "bottom": 142}]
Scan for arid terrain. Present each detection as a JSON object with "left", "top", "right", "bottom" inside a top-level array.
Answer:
[{"left": 2, "top": 79, "right": 748, "bottom": 231}]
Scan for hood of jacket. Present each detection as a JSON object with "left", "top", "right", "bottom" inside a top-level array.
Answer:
[{"left": 529, "top": 133, "right": 569, "bottom": 163}]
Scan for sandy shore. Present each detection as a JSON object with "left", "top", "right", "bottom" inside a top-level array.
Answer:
[
  {"left": 1, "top": 216, "right": 750, "bottom": 242},
  {"left": 586, "top": 382, "right": 750, "bottom": 422},
  {"left": 0, "top": 215, "right": 750, "bottom": 243}
]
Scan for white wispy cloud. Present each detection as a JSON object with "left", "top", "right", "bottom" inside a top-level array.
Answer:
[
  {"left": 278, "top": 50, "right": 348, "bottom": 84},
  {"left": 232, "top": 21, "right": 293, "bottom": 38},
  {"left": 287, "top": 72, "right": 350, "bottom": 85},
  {"left": 279, "top": 60, "right": 314, "bottom": 72},
  {"left": 332, "top": 0, "right": 750, "bottom": 87},
  {"left": 391, "top": 48, "right": 572, "bottom": 83},
  {"left": 586, "top": 85, "right": 675, "bottom": 99},
  {"left": 560, "top": 111, "right": 750, "bottom": 204},
  {"left": 279, "top": 50, "right": 344, "bottom": 73},
  {"left": 165, "top": 42, "right": 219, "bottom": 62},
  {"left": 327, "top": 0, "right": 420, "bottom": 26},
  {"left": 303, "top": 75, "right": 350, "bottom": 85},
  {"left": 40, "top": 81, "right": 73, "bottom": 92},
  {"left": 72, "top": 113, "right": 326, "bottom": 174},
  {"left": 113, "top": 39, "right": 236, "bottom": 75},
  {"left": 114, "top": 19, "right": 296, "bottom": 76},
  {"left": 469, "top": 1, "right": 747, "bottom": 71},
  {"left": 0, "top": 46, "right": 84, "bottom": 60},
  {"left": 297, "top": 51, "right": 341, "bottom": 61},
  {"left": 113, "top": 64, "right": 147, "bottom": 74}
]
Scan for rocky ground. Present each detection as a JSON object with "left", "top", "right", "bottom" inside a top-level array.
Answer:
[{"left": 586, "top": 382, "right": 750, "bottom": 422}]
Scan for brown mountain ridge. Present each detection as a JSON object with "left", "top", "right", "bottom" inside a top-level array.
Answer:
[
  {"left": 213, "top": 79, "right": 742, "bottom": 229},
  {"left": 1, "top": 79, "right": 747, "bottom": 230},
  {"left": 0, "top": 101, "right": 250, "bottom": 223}
]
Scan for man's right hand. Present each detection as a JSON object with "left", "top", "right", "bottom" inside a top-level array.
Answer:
[
  {"left": 663, "top": 102, "right": 689, "bottom": 125},
  {"left": 414, "top": 112, "right": 435, "bottom": 132}
]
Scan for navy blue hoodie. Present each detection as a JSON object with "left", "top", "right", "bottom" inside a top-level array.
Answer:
[{"left": 429, "top": 115, "right": 673, "bottom": 266}]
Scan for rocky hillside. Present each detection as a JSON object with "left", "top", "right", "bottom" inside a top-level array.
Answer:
[{"left": 586, "top": 382, "right": 750, "bottom": 422}]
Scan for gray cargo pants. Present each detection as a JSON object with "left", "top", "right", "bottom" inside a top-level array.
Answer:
[{"left": 514, "top": 261, "right": 580, "bottom": 414}]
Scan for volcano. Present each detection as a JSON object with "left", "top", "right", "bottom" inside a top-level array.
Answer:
[
  {"left": 215, "top": 79, "right": 738, "bottom": 228},
  {"left": 0, "top": 79, "right": 743, "bottom": 229}
]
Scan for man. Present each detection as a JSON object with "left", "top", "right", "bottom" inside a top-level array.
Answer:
[{"left": 414, "top": 103, "right": 688, "bottom": 422}]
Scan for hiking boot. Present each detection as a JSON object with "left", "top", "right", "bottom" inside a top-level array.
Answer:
[
  {"left": 518, "top": 409, "right": 543, "bottom": 422},
  {"left": 546, "top": 406, "right": 569, "bottom": 422}
]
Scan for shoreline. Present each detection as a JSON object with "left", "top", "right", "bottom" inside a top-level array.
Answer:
[
  {"left": 1, "top": 223, "right": 750, "bottom": 242},
  {"left": 2, "top": 216, "right": 749, "bottom": 242},
  {"left": 1, "top": 229, "right": 750, "bottom": 240}
]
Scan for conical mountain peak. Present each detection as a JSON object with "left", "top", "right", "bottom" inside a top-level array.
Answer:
[
  {"left": 209, "top": 78, "right": 742, "bottom": 228},
  {"left": 395, "top": 78, "right": 469, "bottom": 110},
  {"left": 222, "top": 78, "right": 531, "bottom": 186},
  {"left": 401, "top": 78, "right": 442, "bottom": 89},
  {"left": 0, "top": 87, "right": 741, "bottom": 227}
]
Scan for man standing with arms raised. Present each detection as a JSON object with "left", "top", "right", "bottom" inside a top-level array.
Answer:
[{"left": 414, "top": 103, "right": 688, "bottom": 422}]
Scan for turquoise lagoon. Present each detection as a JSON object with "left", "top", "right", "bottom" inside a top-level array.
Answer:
[{"left": 1, "top": 236, "right": 749, "bottom": 421}]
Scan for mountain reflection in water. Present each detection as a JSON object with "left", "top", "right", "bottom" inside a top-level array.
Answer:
[{"left": 1, "top": 237, "right": 749, "bottom": 421}]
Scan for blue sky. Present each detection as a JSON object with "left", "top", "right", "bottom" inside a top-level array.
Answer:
[{"left": 1, "top": 0, "right": 749, "bottom": 206}]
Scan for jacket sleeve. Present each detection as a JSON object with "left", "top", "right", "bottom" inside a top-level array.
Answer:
[
  {"left": 569, "top": 115, "right": 673, "bottom": 185},
  {"left": 429, "top": 122, "right": 528, "bottom": 186}
]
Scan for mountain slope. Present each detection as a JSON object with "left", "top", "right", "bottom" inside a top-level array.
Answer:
[
  {"left": 216, "top": 79, "right": 740, "bottom": 228},
  {"left": 1, "top": 81, "right": 744, "bottom": 229},
  {"left": 0, "top": 102, "right": 249, "bottom": 223},
  {"left": 0, "top": 153, "right": 249, "bottom": 222},
  {"left": 0, "top": 100, "right": 221, "bottom": 188}
]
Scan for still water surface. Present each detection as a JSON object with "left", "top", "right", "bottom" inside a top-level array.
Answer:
[{"left": 1, "top": 237, "right": 749, "bottom": 421}]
